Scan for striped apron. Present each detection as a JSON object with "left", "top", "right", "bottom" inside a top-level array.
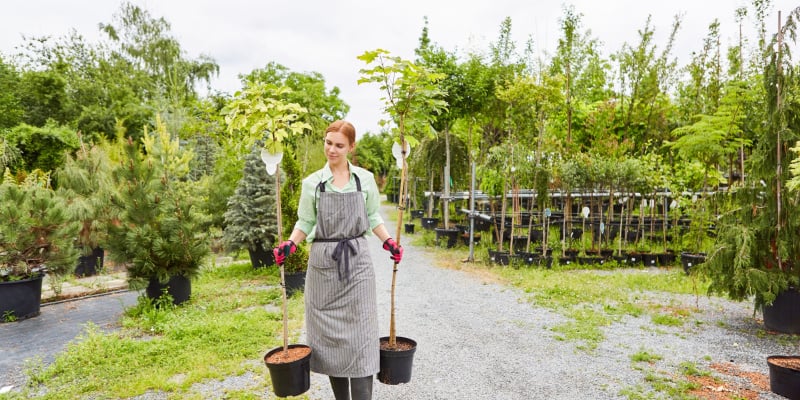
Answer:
[{"left": 306, "top": 174, "right": 379, "bottom": 377}]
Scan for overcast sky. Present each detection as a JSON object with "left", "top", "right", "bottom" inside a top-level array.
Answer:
[{"left": 1, "top": 0, "right": 797, "bottom": 137}]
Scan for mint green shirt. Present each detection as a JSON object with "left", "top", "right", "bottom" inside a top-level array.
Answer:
[{"left": 294, "top": 161, "right": 384, "bottom": 242}]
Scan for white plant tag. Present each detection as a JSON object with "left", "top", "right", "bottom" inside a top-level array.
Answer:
[
  {"left": 260, "top": 148, "right": 283, "bottom": 176},
  {"left": 391, "top": 142, "right": 411, "bottom": 169}
]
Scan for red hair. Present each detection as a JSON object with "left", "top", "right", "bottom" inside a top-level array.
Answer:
[{"left": 325, "top": 120, "right": 356, "bottom": 145}]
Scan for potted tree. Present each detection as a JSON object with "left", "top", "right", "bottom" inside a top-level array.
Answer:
[
  {"left": 0, "top": 173, "right": 80, "bottom": 321},
  {"left": 223, "top": 142, "right": 279, "bottom": 269},
  {"left": 55, "top": 141, "right": 114, "bottom": 277},
  {"left": 105, "top": 118, "right": 210, "bottom": 306},
  {"left": 223, "top": 81, "right": 313, "bottom": 397},
  {"left": 700, "top": 8, "right": 800, "bottom": 336},
  {"left": 359, "top": 48, "right": 445, "bottom": 384}
]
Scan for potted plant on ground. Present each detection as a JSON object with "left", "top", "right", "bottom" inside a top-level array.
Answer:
[
  {"left": 0, "top": 172, "right": 80, "bottom": 321},
  {"left": 55, "top": 141, "right": 114, "bottom": 277},
  {"left": 223, "top": 142, "right": 279, "bottom": 269},
  {"left": 105, "top": 118, "right": 210, "bottom": 306},
  {"left": 700, "top": 8, "right": 800, "bottom": 337}
]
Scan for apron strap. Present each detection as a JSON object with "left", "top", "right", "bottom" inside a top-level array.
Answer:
[{"left": 316, "top": 172, "right": 362, "bottom": 193}]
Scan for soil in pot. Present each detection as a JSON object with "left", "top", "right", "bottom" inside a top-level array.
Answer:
[
  {"left": 265, "top": 344, "right": 312, "bottom": 397},
  {"left": 767, "top": 355, "right": 800, "bottom": 399},
  {"left": 378, "top": 336, "right": 417, "bottom": 385}
]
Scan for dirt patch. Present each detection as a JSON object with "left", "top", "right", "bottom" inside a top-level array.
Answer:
[{"left": 686, "top": 362, "right": 770, "bottom": 400}]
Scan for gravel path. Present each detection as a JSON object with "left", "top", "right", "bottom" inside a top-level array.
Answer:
[
  {"left": 3, "top": 203, "right": 796, "bottom": 399},
  {"left": 303, "top": 204, "right": 795, "bottom": 399}
]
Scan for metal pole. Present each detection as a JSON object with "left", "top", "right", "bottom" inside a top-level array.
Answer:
[{"left": 468, "top": 161, "right": 476, "bottom": 262}]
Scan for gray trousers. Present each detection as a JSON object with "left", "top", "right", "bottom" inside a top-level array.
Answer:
[{"left": 329, "top": 376, "right": 373, "bottom": 400}]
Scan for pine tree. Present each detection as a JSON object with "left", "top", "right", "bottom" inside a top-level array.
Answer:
[
  {"left": 223, "top": 143, "right": 279, "bottom": 255},
  {"left": 105, "top": 120, "right": 210, "bottom": 290}
]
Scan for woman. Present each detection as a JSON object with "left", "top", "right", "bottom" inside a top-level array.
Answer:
[{"left": 274, "top": 120, "right": 403, "bottom": 400}]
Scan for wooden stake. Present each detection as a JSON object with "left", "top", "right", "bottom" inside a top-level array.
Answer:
[
  {"left": 274, "top": 164, "right": 289, "bottom": 356},
  {"left": 389, "top": 138, "right": 409, "bottom": 348}
]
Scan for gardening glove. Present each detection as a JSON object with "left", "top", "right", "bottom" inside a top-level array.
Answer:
[
  {"left": 382, "top": 238, "right": 403, "bottom": 263},
  {"left": 273, "top": 240, "right": 296, "bottom": 265}
]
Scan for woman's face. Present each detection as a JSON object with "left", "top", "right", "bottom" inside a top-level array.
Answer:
[{"left": 324, "top": 130, "right": 354, "bottom": 165}]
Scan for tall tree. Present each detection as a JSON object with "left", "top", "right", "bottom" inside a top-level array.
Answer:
[
  {"left": 612, "top": 15, "right": 681, "bottom": 153},
  {"left": 0, "top": 55, "right": 23, "bottom": 130}
]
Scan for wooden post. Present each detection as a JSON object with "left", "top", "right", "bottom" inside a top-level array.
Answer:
[
  {"left": 274, "top": 164, "right": 289, "bottom": 355},
  {"left": 389, "top": 137, "right": 408, "bottom": 348}
]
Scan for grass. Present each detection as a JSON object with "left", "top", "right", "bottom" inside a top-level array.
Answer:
[
  {"left": 0, "top": 222, "right": 766, "bottom": 399},
  {"left": 3, "top": 261, "right": 307, "bottom": 400},
  {"left": 406, "top": 229, "right": 710, "bottom": 352},
  {"left": 631, "top": 349, "right": 663, "bottom": 363}
]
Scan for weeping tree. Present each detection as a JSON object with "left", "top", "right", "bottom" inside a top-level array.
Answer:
[{"left": 701, "top": 7, "right": 800, "bottom": 309}]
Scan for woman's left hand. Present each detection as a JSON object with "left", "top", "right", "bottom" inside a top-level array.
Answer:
[{"left": 382, "top": 238, "right": 403, "bottom": 263}]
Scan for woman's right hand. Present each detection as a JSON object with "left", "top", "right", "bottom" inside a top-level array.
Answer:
[{"left": 273, "top": 240, "right": 297, "bottom": 265}]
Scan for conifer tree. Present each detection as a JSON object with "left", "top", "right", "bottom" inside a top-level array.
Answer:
[
  {"left": 105, "top": 118, "right": 210, "bottom": 290},
  {"left": 223, "top": 143, "right": 278, "bottom": 257}
]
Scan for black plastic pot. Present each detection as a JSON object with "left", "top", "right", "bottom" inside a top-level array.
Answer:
[
  {"left": 763, "top": 288, "right": 800, "bottom": 334},
  {"left": 488, "top": 250, "right": 511, "bottom": 266},
  {"left": 641, "top": 253, "right": 659, "bottom": 267},
  {"left": 577, "top": 256, "right": 604, "bottom": 265},
  {"left": 612, "top": 255, "right": 629, "bottom": 265},
  {"left": 473, "top": 218, "right": 491, "bottom": 232},
  {"left": 0, "top": 273, "right": 43, "bottom": 322},
  {"left": 627, "top": 252, "right": 644, "bottom": 266},
  {"left": 656, "top": 252, "right": 676, "bottom": 266},
  {"left": 680, "top": 252, "right": 706, "bottom": 274},
  {"left": 75, "top": 247, "right": 104, "bottom": 277},
  {"left": 461, "top": 232, "right": 481, "bottom": 246},
  {"left": 558, "top": 256, "right": 576, "bottom": 266},
  {"left": 404, "top": 223, "right": 415, "bottom": 234},
  {"left": 284, "top": 271, "right": 306, "bottom": 297},
  {"left": 378, "top": 336, "right": 417, "bottom": 385},
  {"left": 146, "top": 275, "right": 191, "bottom": 305},
  {"left": 411, "top": 210, "right": 425, "bottom": 219},
  {"left": 434, "top": 228, "right": 459, "bottom": 248},
  {"left": 517, "top": 252, "right": 538, "bottom": 266},
  {"left": 767, "top": 356, "right": 800, "bottom": 399},
  {"left": 248, "top": 243, "right": 275, "bottom": 269},
  {"left": 421, "top": 217, "right": 439, "bottom": 230},
  {"left": 265, "top": 344, "right": 312, "bottom": 397}
]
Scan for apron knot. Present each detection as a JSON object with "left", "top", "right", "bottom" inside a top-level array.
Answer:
[{"left": 329, "top": 236, "right": 360, "bottom": 282}]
